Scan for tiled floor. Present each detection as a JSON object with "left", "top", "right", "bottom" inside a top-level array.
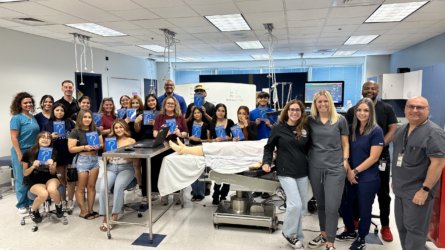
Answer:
[{"left": 0, "top": 179, "right": 443, "bottom": 250}]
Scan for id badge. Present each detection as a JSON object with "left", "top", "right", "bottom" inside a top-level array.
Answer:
[
  {"left": 379, "top": 159, "right": 386, "bottom": 171},
  {"left": 396, "top": 153, "right": 403, "bottom": 167}
]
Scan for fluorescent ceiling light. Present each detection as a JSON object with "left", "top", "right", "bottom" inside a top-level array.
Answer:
[
  {"left": 344, "top": 35, "right": 379, "bottom": 45},
  {"left": 138, "top": 45, "right": 171, "bottom": 53},
  {"left": 365, "top": 1, "right": 429, "bottom": 23},
  {"left": 205, "top": 14, "right": 251, "bottom": 32},
  {"left": 0, "top": 0, "right": 28, "bottom": 2},
  {"left": 333, "top": 50, "right": 357, "bottom": 56},
  {"left": 236, "top": 41, "right": 263, "bottom": 49},
  {"left": 251, "top": 54, "right": 270, "bottom": 60},
  {"left": 177, "top": 57, "right": 196, "bottom": 62},
  {"left": 66, "top": 23, "right": 126, "bottom": 37}
]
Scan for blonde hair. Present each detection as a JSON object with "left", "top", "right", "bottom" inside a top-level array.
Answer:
[
  {"left": 161, "top": 96, "right": 182, "bottom": 117},
  {"left": 310, "top": 90, "right": 340, "bottom": 124},
  {"left": 109, "top": 118, "right": 131, "bottom": 138}
]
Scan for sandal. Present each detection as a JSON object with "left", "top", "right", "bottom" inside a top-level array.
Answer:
[
  {"left": 99, "top": 222, "right": 113, "bottom": 232},
  {"left": 79, "top": 213, "right": 95, "bottom": 220},
  {"left": 89, "top": 211, "right": 100, "bottom": 219}
]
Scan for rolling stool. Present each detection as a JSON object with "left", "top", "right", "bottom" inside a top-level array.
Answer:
[{"left": 20, "top": 185, "right": 68, "bottom": 232}]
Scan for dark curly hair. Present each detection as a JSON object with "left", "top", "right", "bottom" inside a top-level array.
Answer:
[{"left": 10, "top": 92, "right": 35, "bottom": 115}]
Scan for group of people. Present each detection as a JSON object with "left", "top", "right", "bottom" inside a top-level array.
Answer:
[
  {"left": 9, "top": 78, "right": 444, "bottom": 250},
  {"left": 166, "top": 81, "right": 445, "bottom": 250}
]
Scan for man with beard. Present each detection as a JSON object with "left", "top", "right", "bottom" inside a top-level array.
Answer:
[
  {"left": 345, "top": 81, "right": 398, "bottom": 241},
  {"left": 157, "top": 79, "right": 187, "bottom": 115}
]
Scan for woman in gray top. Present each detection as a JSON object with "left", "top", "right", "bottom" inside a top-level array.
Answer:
[{"left": 307, "top": 90, "right": 350, "bottom": 250}]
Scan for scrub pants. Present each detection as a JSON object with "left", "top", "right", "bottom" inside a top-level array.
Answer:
[
  {"left": 395, "top": 195, "right": 433, "bottom": 250},
  {"left": 309, "top": 167, "right": 345, "bottom": 243},
  {"left": 11, "top": 148, "right": 32, "bottom": 209},
  {"left": 340, "top": 179, "right": 380, "bottom": 238},
  {"left": 279, "top": 176, "right": 308, "bottom": 241}
]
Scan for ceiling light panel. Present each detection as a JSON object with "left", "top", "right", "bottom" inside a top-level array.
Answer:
[
  {"left": 251, "top": 54, "right": 270, "bottom": 60},
  {"left": 344, "top": 35, "right": 379, "bottom": 45},
  {"left": 66, "top": 23, "right": 126, "bottom": 37},
  {"left": 205, "top": 14, "right": 251, "bottom": 32},
  {"left": 333, "top": 50, "right": 357, "bottom": 56},
  {"left": 365, "top": 1, "right": 429, "bottom": 23},
  {"left": 236, "top": 40, "right": 264, "bottom": 49},
  {"left": 138, "top": 45, "right": 171, "bottom": 53}
]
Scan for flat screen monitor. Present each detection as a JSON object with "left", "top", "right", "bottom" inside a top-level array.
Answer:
[{"left": 304, "top": 81, "right": 344, "bottom": 107}]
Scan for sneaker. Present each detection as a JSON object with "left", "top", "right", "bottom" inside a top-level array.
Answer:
[
  {"left": 30, "top": 210, "right": 42, "bottom": 223},
  {"left": 134, "top": 186, "right": 143, "bottom": 197},
  {"left": 55, "top": 203, "right": 63, "bottom": 218},
  {"left": 336, "top": 231, "right": 357, "bottom": 241},
  {"left": 380, "top": 226, "right": 393, "bottom": 242},
  {"left": 326, "top": 246, "right": 336, "bottom": 250},
  {"left": 349, "top": 237, "right": 366, "bottom": 250},
  {"left": 308, "top": 234, "right": 326, "bottom": 248},
  {"left": 17, "top": 207, "right": 28, "bottom": 214},
  {"left": 282, "top": 232, "right": 303, "bottom": 249},
  {"left": 151, "top": 193, "right": 159, "bottom": 201}
]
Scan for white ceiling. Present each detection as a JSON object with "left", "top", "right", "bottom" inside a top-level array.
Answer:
[{"left": 0, "top": 0, "right": 444, "bottom": 62}]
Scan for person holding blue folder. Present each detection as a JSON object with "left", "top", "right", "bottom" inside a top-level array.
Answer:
[{"left": 68, "top": 109, "right": 103, "bottom": 220}]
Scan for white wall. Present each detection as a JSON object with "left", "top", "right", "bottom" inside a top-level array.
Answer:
[
  {"left": 0, "top": 27, "right": 155, "bottom": 156},
  {"left": 365, "top": 55, "right": 390, "bottom": 80}
]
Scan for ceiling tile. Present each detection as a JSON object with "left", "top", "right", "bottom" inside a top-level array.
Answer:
[
  {"left": 328, "top": 5, "right": 379, "bottom": 19},
  {"left": 150, "top": 5, "right": 199, "bottom": 18},
  {"left": 0, "top": 6, "right": 23, "bottom": 18},
  {"left": 236, "top": 0, "right": 284, "bottom": 13},
  {"left": 3, "top": 2, "right": 61, "bottom": 16},
  {"left": 168, "top": 16, "right": 210, "bottom": 28},
  {"left": 81, "top": 0, "right": 142, "bottom": 11},
  {"left": 287, "top": 8, "right": 329, "bottom": 21},
  {"left": 110, "top": 8, "right": 160, "bottom": 21},
  {"left": 189, "top": 2, "right": 239, "bottom": 15},
  {"left": 132, "top": 0, "right": 185, "bottom": 8},
  {"left": 39, "top": 0, "right": 121, "bottom": 22},
  {"left": 284, "top": 0, "right": 332, "bottom": 10}
]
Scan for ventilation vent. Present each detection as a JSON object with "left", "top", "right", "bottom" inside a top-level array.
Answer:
[
  {"left": 331, "top": 0, "right": 383, "bottom": 7},
  {"left": 10, "top": 17, "right": 50, "bottom": 26}
]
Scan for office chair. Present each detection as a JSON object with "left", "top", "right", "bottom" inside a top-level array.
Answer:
[{"left": 20, "top": 185, "right": 68, "bottom": 232}]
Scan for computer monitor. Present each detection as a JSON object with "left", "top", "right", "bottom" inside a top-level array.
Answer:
[{"left": 304, "top": 81, "right": 345, "bottom": 107}]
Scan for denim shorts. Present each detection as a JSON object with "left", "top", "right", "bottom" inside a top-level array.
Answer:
[{"left": 73, "top": 155, "right": 99, "bottom": 173}]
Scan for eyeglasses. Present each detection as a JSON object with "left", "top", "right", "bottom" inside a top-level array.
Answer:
[
  {"left": 406, "top": 105, "right": 427, "bottom": 110},
  {"left": 288, "top": 108, "right": 301, "bottom": 113}
]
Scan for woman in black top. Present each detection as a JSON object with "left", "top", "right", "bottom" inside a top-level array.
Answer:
[
  {"left": 262, "top": 100, "right": 310, "bottom": 249},
  {"left": 235, "top": 105, "right": 257, "bottom": 141},
  {"left": 43, "top": 103, "right": 75, "bottom": 204},
  {"left": 186, "top": 106, "right": 211, "bottom": 201},
  {"left": 210, "top": 103, "right": 234, "bottom": 204},
  {"left": 22, "top": 131, "right": 63, "bottom": 223}
]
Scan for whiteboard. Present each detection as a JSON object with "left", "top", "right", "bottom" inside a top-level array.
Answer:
[
  {"left": 382, "top": 73, "right": 404, "bottom": 99},
  {"left": 174, "top": 82, "right": 257, "bottom": 121},
  {"left": 107, "top": 77, "right": 142, "bottom": 106}
]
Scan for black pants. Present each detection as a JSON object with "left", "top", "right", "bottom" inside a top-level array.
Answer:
[
  {"left": 141, "top": 149, "right": 173, "bottom": 196},
  {"left": 213, "top": 183, "right": 230, "bottom": 200},
  {"left": 377, "top": 158, "right": 391, "bottom": 226}
]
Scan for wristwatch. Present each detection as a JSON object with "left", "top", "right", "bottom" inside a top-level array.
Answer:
[
  {"left": 422, "top": 186, "right": 430, "bottom": 192},
  {"left": 353, "top": 169, "right": 359, "bottom": 175}
]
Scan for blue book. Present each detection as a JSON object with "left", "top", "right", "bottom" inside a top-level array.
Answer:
[
  {"left": 231, "top": 125, "right": 244, "bottom": 140},
  {"left": 194, "top": 94, "right": 204, "bottom": 108},
  {"left": 86, "top": 131, "right": 100, "bottom": 147},
  {"left": 191, "top": 123, "right": 202, "bottom": 138},
  {"left": 259, "top": 108, "right": 269, "bottom": 121},
  {"left": 165, "top": 118, "right": 176, "bottom": 133},
  {"left": 93, "top": 113, "right": 102, "bottom": 126},
  {"left": 117, "top": 108, "right": 126, "bottom": 119},
  {"left": 53, "top": 121, "right": 65, "bottom": 136},
  {"left": 105, "top": 137, "right": 117, "bottom": 152},
  {"left": 143, "top": 110, "right": 155, "bottom": 125},
  {"left": 126, "top": 108, "right": 137, "bottom": 122},
  {"left": 215, "top": 125, "right": 227, "bottom": 140},
  {"left": 37, "top": 147, "right": 53, "bottom": 164}
]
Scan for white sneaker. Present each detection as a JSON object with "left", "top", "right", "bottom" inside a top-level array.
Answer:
[
  {"left": 67, "top": 200, "right": 75, "bottom": 211},
  {"left": 17, "top": 207, "right": 28, "bottom": 214},
  {"left": 134, "top": 186, "right": 143, "bottom": 197}
]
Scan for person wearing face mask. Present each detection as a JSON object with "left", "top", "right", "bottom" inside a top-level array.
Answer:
[
  {"left": 54, "top": 80, "right": 80, "bottom": 122},
  {"left": 10, "top": 92, "right": 41, "bottom": 214},
  {"left": 34, "top": 95, "right": 54, "bottom": 131},
  {"left": 157, "top": 79, "right": 187, "bottom": 115}
]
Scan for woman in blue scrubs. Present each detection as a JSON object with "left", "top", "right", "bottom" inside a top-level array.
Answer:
[{"left": 9, "top": 92, "right": 40, "bottom": 213}]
